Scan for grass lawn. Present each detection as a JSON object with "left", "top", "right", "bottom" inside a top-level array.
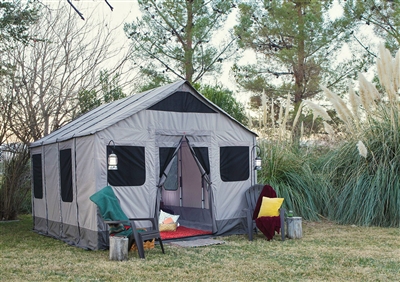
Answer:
[{"left": 1, "top": 215, "right": 399, "bottom": 281}]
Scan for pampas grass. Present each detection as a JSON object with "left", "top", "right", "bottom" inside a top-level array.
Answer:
[
  {"left": 250, "top": 44, "right": 400, "bottom": 227},
  {"left": 321, "top": 85, "right": 354, "bottom": 133},
  {"left": 303, "top": 100, "right": 331, "bottom": 122},
  {"left": 356, "top": 140, "right": 368, "bottom": 158},
  {"left": 323, "top": 121, "right": 335, "bottom": 141},
  {"left": 320, "top": 44, "right": 400, "bottom": 227},
  {"left": 257, "top": 139, "right": 330, "bottom": 221},
  {"left": 348, "top": 80, "right": 361, "bottom": 126}
]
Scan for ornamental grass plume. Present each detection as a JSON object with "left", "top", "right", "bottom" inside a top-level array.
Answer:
[
  {"left": 303, "top": 100, "right": 331, "bottom": 122},
  {"left": 356, "top": 140, "right": 368, "bottom": 158},
  {"left": 270, "top": 98, "right": 275, "bottom": 127},
  {"left": 348, "top": 80, "right": 360, "bottom": 120},
  {"left": 279, "top": 93, "right": 291, "bottom": 134},
  {"left": 358, "top": 73, "right": 378, "bottom": 112},
  {"left": 394, "top": 50, "right": 400, "bottom": 91},
  {"left": 262, "top": 90, "right": 268, "bottom": 127},
  {"left": 377, "top": 43, "right": 396, "bottom": 102},
  {"left": 323, "top": 121, "right": 335, "bottom": 141},
  {"left": 321, "top": 85, "right": 354, "bottom": 132},
  {"left": 292, "top": 102, "right": 303, "bottom": 130}
]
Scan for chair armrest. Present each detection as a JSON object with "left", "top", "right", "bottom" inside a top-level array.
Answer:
[{"left": 104, "top": 220, "right": 129, "bottom": 225}]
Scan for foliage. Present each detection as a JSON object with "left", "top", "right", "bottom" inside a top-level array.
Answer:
[
  {"left": 257, "top": 139, "right": 331, "bottom": 221},
  {"left": 344, "top": 0, "right": 400, "bottom": 54},
  {"left": 319, "top": 45, "right": 400, "bottom": 227},
  {"left": 77, "top": 70, "right": 127, "bottom": 115},
  {"left": 78, "top": 89, "right": 101, "bottom": 116},
  {"left": 101, "top": 71, "right": 126, "bottom": 103},
  {"left": 124, "top": 0, "right": 237, "bottom": 86},
  {"left": 194, "top": 82, "right": 248, "bottom": 124},
  {"left": 234, "top": 0, "right": 369, "bottom": 141},
  {"left": 0, "top": 0, "right": 38, "bottom": 46},
  {"left": 0, "top": 0, "right": 39, "bottom": 77},
  {"left": 234, "top": 0, "right": 360, "bottom": 100},
  {"left": 0, "top": 144, "right": 31, "bottom": 221}
]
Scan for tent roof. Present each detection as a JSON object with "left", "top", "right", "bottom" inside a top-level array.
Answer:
[{"left": 31, "top": 80, "right": 256, "bottom": 148}]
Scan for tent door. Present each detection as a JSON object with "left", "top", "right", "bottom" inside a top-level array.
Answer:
[
  {"left": 161, "top": 139, "right": 209, "bottom": 210},
  {"left": 158, "top": 136, "right": 213, "bottom": 231}
]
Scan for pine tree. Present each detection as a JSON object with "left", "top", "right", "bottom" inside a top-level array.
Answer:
[{"left": 124, "top": 0, "right": 237, "bottom": 89}]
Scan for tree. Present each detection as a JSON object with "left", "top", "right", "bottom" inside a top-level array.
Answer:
[
  {"left": 234, "top": 0, "right": 366, "bottom": 139},
  {"left": 77, "top": 70, "right": 127, "bottom": 115},
  {"left": 235, "top": 1, "right": 362, "bottom": 101},
  {"left": 0, "top": 0, "right": 38, "bottom": 145},
  {"left": 3, "top": 3, "right": 134, "bottom": 143},
  {"left": 0, "top": 143, "right": 30, "bottom": 221},
  {"left": 0, "top": 0, "right": 38, "bottom": 49},
  {"left": 343, "top": 0, "right": 400, "bottom": 54},
  {"left": 124, "top": 0, "right": 237, "bottom": 89},
  {"left": 194, "top": 83, "right": 248, "bottom": 124}
]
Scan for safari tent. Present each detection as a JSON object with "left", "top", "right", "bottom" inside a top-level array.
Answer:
[{"left": 30, "top": 80, "right": 258, "bottom": 250}]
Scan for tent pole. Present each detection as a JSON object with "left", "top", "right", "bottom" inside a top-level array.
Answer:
[
  {"left": 179, "top": 146, "right": 182, "bottom": 207},
  {"left": 201, "top": 177, "right": 204, "bottom": 209}
]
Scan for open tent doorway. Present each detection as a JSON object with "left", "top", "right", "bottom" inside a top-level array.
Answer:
[{"left": 158, "top": 136, "right": 213, "bottom": 237}]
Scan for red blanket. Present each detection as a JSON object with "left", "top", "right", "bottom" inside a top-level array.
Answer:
[
  {"left": 160, "top": 226, "right": 212, "bottom": 240},
  {"left": 253, "top": 185, "right": 281, "bottom": 240}
]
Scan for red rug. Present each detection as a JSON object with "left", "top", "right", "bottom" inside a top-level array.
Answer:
[{"left": 160, "top": 226, "right": 212, "bottom": 240}]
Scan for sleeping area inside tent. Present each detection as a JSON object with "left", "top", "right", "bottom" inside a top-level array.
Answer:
[{"left": 158, "top": 138, "right": 213, "bottom": 239}]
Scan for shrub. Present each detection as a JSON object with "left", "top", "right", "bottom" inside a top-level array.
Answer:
[{"left": 0, "top": 144, "right": 31, "bottom": 221}]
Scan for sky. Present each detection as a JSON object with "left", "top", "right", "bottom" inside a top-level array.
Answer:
[
  {"left": 41, "top": 0, "right": 380, "bottom": 102},
  {"left": 43, "top": 0, "right": 240, "bottom": 92}
]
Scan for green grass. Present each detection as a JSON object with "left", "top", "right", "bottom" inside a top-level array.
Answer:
[{"left": 1, "top": 215, "right": 400, "bottom": 281}]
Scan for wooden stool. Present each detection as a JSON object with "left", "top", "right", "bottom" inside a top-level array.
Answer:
[{"left": 287, "top": 217, "right": 302, "bottom": 239}]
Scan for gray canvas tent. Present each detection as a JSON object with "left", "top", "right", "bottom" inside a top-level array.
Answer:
[{"left": 30, "top": 80, "right": 258, "bottom": 250}]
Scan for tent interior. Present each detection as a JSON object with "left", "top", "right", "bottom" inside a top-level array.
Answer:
[{"left": 160, "top": 138, "right": 213, "bottom": 233}]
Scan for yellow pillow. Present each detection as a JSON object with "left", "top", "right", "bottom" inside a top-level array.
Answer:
[{"left": 257, "top": 197, "right": 284, "bottom": 218}]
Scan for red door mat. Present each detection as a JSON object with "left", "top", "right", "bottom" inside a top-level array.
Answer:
[{"left": 160, "top": 226, "right": 212, "bottom": 240}]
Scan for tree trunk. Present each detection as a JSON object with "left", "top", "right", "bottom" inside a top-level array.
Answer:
[
  {"left": 292, "top": 2, "right": 306, "bottom": 143},
  {"left": 184, "top": 1, "right": 194, "bottom": 83}
]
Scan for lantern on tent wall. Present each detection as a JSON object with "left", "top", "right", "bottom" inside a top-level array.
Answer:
[
  {"left": 108, "top": 140, "right": 118, "bottom": 171},
  {"left": 251, "top": 145, "right": 262, "bottom": 171},
  {"left": 254, "top": 156, "right": 262, "bottom": 171},
  {"left": 251, "top": 144, "right": 262, "bottom": 185}
]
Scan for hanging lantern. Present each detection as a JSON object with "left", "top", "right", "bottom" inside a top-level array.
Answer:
[
  {"left": 255, "top": 156, "right": 262, "bottom": 171},
  {"left": 108, "top": 152, "right": 118, "bottom": 170},
  {"left": 108, "top": 140, "right": 118, "bottom": 170}
]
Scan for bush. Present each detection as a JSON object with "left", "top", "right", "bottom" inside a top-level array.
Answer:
[
  {"left": 257, "top": 139, "right": 331, "bottom": 221},
  {"left": 0, "top": 144, "right": 31, "bottom": 221}
]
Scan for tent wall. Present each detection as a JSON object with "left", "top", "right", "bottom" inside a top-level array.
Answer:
[
  {"left": 43, "top": 143, "right": 61, "bottom": 238},
  {"left": 76, "top": 135, "right": 104, "bottom": 250},
  {"left": 99, "top": 125, "right": 158, "bottom": 228}
]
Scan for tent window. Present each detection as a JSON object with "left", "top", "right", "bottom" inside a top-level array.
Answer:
[
  {"left": 148, "top": 91, "right": 217, "bottom": 113},
  {"left": 107, "top": 146, "right": 145, "bottom": 186},
  {"left": 60, "top": 149, "right": 73, "bottom": 202},
  {"left": 32, "top": 154, "right": 43, "bottom": 199},
  {"left": 220, "top": 146, "right": 249, "bottom": 182}
]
